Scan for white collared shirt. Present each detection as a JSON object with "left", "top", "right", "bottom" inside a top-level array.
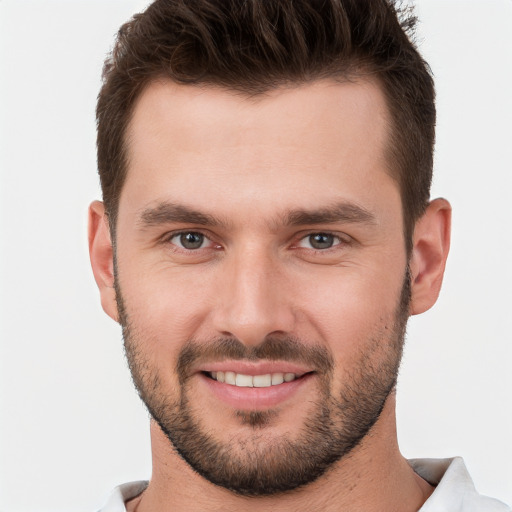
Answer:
[{"left": 98, "top": 457, "right": 510, "bottom": 511}]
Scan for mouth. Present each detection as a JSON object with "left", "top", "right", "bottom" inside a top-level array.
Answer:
[{"left": 197, "top": 363, "right": 315, "bottom": 410}]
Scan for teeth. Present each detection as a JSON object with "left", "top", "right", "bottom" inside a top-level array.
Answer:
[
  {"left": 253, "top": 374, "right": 272, "bottom": 388},
  {"left": 271, "top": 373, "right": 284, "bottom": 385},
  {"left": 235, "top": 373, "right": 253, "bottom": 387},
  {"left": 210, "top": 371, "right": 298, "bottom": 387},
  {"left": 225, "top": 371, "right": 236, "bottom": 385}
]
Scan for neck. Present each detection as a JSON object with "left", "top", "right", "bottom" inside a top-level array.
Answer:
[{"left": 129, "top": 395, "right": 433, "bottom": 512}]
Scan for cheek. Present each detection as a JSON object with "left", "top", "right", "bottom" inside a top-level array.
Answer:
[
  {"left": 293, "top": 265, "right": 406, "bottom": 360},
  {"left": 117, "top": 259, "right": 218, "bottom": 370}
]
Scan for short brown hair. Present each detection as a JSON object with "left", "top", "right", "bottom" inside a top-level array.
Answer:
[{"left": 97, "top": 0, "right": 435, "bottom": 248}]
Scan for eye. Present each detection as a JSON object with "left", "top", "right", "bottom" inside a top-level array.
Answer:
[
  {"left": 298, "top": 233, "right": 341, "bottom": 250},
  {"left": 169, "top": 231, "right": 210, "bottom": 250}
]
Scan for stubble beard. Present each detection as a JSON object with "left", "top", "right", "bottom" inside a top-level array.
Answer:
[{"left": 116, "top": 271, "right": 411, "bottom": 497}]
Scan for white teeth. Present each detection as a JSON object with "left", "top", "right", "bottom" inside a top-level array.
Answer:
[
  {"left": 225, "top": 371, "right": 236, "bottom": 385},
  {"left": 271, "top": 373, "right": 284, "bottom": 385},
  {"left": 235, "top": 373, "right": 253, "bottom": 387},
  {"left": 210, "top": 371, "right": 298, "bottom": 387},
  {"left": 253, "top": 374, "right": 272, "bottom": 388}
]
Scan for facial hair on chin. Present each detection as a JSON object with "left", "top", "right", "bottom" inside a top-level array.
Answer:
[{"left": 115, "top": 270, "right": 411, "bottom": 497}]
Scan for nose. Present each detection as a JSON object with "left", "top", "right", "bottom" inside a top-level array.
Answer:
[{"left": 212, "top": 245, "right": 296, "bottom": 346}]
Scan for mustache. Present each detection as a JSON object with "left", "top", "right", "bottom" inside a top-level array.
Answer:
[{"left": 176, "top": 335, "right": 334, "bottom": 383}]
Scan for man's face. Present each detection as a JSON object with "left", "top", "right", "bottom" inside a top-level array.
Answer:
[{"left": 114, "top": 79, "right": 409, "bottom": 495}]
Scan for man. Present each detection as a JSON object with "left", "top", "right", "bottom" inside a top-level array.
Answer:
[{"left": 88, "top": 0, "right": 510, "bottom": 511}]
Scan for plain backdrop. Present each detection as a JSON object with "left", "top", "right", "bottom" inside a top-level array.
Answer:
[{"left": 0, "top": 1, "right": 511, "bottom": 510}]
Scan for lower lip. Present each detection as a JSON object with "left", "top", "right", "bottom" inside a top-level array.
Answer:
[{"left": 199, "top": 373, "right": 314, "bottom": 410}]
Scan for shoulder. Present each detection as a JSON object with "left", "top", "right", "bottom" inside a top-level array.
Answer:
[
  {"left": 409, "top": 457, "right": 511, "bottom": 512},
  {"left": 97, "top": 481, "right": 148, "bottom": 512}
]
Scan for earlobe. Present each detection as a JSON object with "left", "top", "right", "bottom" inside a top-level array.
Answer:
[
  {"left": 88, "top": 200, "right": 119, "bottom": 322},
  {"left": 409, "top": 198, "right": 451, "bottom": 315}
]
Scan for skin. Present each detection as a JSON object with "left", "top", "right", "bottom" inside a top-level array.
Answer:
[{"left": 89, "top": 79, "right": 451, "bottom": 511}]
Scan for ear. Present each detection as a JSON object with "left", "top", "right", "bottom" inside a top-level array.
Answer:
[
  {"left": 88, "top": 200, "right": 119, "bottom": 322},
  {"left": 409, "top": 198, "right": 451, "bottom": 315}
]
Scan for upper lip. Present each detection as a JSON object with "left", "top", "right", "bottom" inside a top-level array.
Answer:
[{"left": 195, "top": 360, "right": 313, "bottom": 377}]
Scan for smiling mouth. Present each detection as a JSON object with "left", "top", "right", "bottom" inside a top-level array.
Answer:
[{"left": 205, "top": 371, "right": 308, "bottom": 388}]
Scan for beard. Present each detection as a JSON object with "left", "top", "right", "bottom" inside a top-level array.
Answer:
[{"left": 116, "top": 271, "right": 411, "bottom": 497}]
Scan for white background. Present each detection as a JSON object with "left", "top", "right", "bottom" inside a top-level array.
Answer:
[{"left": 0, "top": 1, "right": 511, "bottom": 510}]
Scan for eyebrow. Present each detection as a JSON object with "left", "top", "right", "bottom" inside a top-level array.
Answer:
[
  {"left": 137, "top": 200, "right": 376, "bottom": 230},
  {"left": 138, "top": 202, "right": 228, "bottom": 229},
  {"left": 284, "top": 203, "right": 376, "bottom": 227}
]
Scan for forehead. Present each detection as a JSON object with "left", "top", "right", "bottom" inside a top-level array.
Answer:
[
  {"left": 126, "top": 78, "right": 390, "bottom": 159},
  {"left": 122, "top": 78, "right": 398, "bottom": 222}
]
